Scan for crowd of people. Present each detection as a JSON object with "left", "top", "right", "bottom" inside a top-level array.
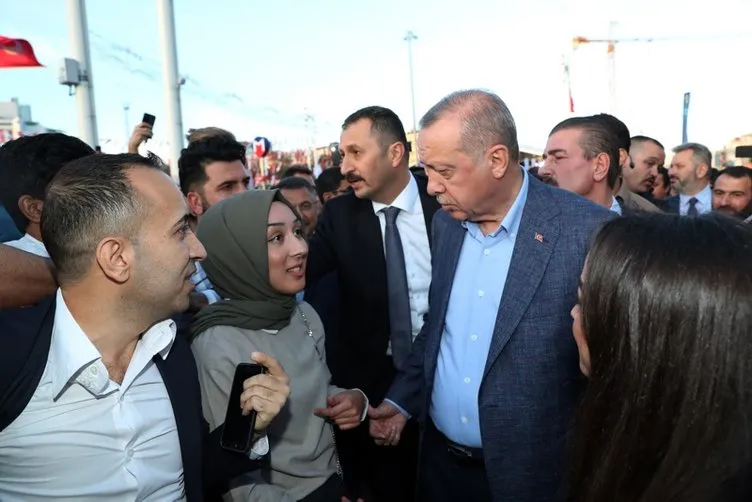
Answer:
[{"left": 0, "top": 89, "right": 750, "bottom": 502}]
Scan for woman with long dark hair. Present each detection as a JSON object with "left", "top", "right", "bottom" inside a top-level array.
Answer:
[{"left": 569, "top": 213, "right": 752, "bottom": 501}]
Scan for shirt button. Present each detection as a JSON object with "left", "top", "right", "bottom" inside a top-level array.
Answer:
[
  {"left": 470, "top": 334, "right": 478, "bottom": 342},
  {"left": 90, "top": 366, "right": 98, "bottom": 376},
  {"left": 483, "top": 249, "right": 490, "bottom": 256},
  {"left": 460, "top": 416, "right": 468, "bottom": 424},
  {"left": 478, "top": 290, "right": 484, "bottom": 297},
  {"left": 463, "top": 377, "right": 471, "bottom": 384}
]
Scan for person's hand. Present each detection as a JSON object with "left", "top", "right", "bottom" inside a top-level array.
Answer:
[
  {"left": 313, "top": 390, "right": 365, "bottom": 431},
  {"left": 240, "top": 352, "right": 290, "bottom": 432},
  {"left": 368, "top": 402, "right": 407, "bottom": 446},
  {"left": 127, "top": 122, "right": 153, "bottom": 153}
]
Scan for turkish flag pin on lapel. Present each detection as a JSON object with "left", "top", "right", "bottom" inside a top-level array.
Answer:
[{"left": 535, "top": 232, "right": 544, "bottom": 243}]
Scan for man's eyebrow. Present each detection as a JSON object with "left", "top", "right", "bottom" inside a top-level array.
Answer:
[{"left": 171, "top": 213, "right": 190, "bottom": 231}]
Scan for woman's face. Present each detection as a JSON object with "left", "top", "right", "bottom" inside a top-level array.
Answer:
[
  {"left": 571, "top": 258, "right": 591, "bottom": 377},
  {"left": 266, "top": 201, "right": 308, "bottom": 295}
]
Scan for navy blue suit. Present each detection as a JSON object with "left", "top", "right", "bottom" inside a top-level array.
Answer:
[
  {"left": 387, "top": 176, "right": 614, "bottom": 501},
  {"left": 658, "top": 195, "right": 680, "bottom": 214}
]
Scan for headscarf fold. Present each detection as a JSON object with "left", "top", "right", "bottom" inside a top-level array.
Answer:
[{"left": 190, "top": 189, "right": 298, "bottom": 339}]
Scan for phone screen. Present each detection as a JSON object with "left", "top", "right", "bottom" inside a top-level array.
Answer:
[
  {"left": 220, "top": 363, "right": 265, "bottom": 453},
  {"left": 142, "top": 113, "right": 156, "bottom": 126}
]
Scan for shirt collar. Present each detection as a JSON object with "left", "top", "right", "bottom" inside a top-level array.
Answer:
[
  {"left": 49, "top": 289, "right": 177, "bottom": 399},
  {"left": 610, "top": 196, "right": 623, "bottom": 215},
  {"left": 21, "top": 233, "right": 49, "bottom": 257},
  {"left": 680, "top": 184, "right": 712, "bottom": 207},
  {"left": 463, "top": 168, "right": 529, "bottom": 238},
  {"left": 371, "top": 173, "right": 419, "bottom": 215}
]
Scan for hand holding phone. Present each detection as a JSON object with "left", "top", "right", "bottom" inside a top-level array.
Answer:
[
  {"left": 221, "top": 362, "right": 265, "bottom": 453},
  {"left": 221, "top": 352, "right": 290, "bottom": 453}
]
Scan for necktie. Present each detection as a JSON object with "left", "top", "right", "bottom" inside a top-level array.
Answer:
[
  {"left": 382, "top": 207, "right": 412, "bottom": 370},
  {"left": 687, "top": 197, "right": 699, "bottom": 217}
]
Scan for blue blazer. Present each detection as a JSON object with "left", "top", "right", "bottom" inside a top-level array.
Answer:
[{"left": 387, "top": 176, "right": 614, "bottom": 501}]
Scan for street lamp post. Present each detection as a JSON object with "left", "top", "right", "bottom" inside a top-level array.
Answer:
[{"left": 404, "top": 30, "right": 418, "bottom": 134}]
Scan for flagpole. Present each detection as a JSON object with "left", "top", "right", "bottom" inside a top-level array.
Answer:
[
  {"left": 156, "top": 0, "right": 184, "bottom": 178},
  {"left": 66, "top": 0, "right": 99, "bottom": 147}
]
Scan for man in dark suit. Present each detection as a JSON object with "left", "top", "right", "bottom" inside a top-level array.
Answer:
[
  {"left": 306, "top": 106, "right": 440, "bottom": 501},
  {"left": 369, "top": 90, "right": 613, "bottom": 502},
  {"left": 0, "top": 153, "right": 290, "bottom": 501}
]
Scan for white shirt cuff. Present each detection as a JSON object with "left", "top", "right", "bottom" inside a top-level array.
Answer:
[
  {"left": 352, "top": 388, "right": 369, "bottom": 422},
  {"left": 248, "top": 433, "right": 269, "bottom": 460}
]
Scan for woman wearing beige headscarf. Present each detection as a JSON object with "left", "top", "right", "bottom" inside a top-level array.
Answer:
[{"left": 190, "top": 190, "right": 368, "bottom": 502}]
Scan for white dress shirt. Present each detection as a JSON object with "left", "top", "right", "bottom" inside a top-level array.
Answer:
[
  {"left": 0, "top": 290, "right": 184, "bottom": 501},
  {"left": 371, "top": 174, "right": 432, "bottom": 348},
  {"left": 680, "top": 184, "right": 712, "bottom": 215},
  {"left": 0, "top": 289, "right": 269, "bottom": 501},
  {"left": 4, "top": 233, "right": 48, "bottom": 257}
]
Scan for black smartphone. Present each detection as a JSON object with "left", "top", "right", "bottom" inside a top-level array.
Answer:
[
  {"left": 220, "top": 362, "right": 265, "bottom": 453},
  {"left": 142, "top": 113, "right": 156, "bottom": 126}
]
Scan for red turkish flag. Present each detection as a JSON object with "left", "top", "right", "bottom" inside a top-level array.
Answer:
[{"left": 0, "top": 36, "right": 43, "bottom": 68}]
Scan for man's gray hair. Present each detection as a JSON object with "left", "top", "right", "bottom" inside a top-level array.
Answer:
[
  {"left": 673, "top": 142, "right": 712, "bottom": 170},
  {"left": 420, "top": 89, "right": 520, "bottom": 164}
]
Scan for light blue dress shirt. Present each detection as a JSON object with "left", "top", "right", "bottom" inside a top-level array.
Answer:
[
  {"left": 429, "top": 170, "right": 530, "bottom": 448},
  {"left": 679, "top": 184, "right": 712, "bottom": 215},
  {"left": 610, "top": 196, "right": 622, "bottom": 215}
]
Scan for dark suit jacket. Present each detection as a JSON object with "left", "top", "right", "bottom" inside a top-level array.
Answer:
[
  {"left": 0, "top": 296, "right": 260, "bottom": 502},
  {"left": 658, "top": 195, "right": 680, "bottom": 214},
  {"left": 387, "top": 176, "right": 615, "bottom": 501},
  {"left": 305, "top": 173, "right": 441, "bottom": 401}
]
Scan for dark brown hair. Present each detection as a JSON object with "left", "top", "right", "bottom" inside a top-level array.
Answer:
[{"left": 569, "top": 213, "right": 752, "bottom": 501}]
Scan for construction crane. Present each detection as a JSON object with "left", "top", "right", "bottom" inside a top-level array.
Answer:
[
  {"left": 571, "top": 26, "right": 751, "bottom": 114},
  {"left": 571, "top": 22, "right": 659, "bottom": 113}
]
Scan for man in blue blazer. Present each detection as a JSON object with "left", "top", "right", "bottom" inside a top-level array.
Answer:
[{"left": 369, "top": 90, "right": 614, "bottom": 502}]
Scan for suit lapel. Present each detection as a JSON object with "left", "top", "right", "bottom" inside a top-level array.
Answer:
[
  {"left": 427, "top": 217, "right": 465, "bottom": 376},
  {"left": 155, "top": 342, "right": 201, "bottom": 499},
  {"left": 354, "top": 197, "right": 388, "bottom": 293},
  {"left": 483, "top": 179, "right": 560, "bottom": 379},
  {"left": 416, "top": 175, "right": 440, "bottom": 245}
]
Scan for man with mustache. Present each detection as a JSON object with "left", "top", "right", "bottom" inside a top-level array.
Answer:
[
  {"left": 369, "top": 90, "right": 613, "bottom": 502},
  {"left": 305, "top": 106, "right": 440, "bottom": 501}
]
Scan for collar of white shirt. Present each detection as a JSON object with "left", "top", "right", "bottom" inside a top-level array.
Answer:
[
  {"left": 371, "top": 173, "right": 420, "bottom": 215},
  {"left": 5, "top": 233, "right": 49, "bottom": 258},
  {"left": 680, "top": 184, "right": 712, "bottom": 211},
  {"left": 49, "top": 289, "right": 177, "bottom": 400}
]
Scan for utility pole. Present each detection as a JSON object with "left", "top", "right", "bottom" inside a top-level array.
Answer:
[
  {"left": 156, "top": 0, "right": 185, "bottom": 177},
  {"left": 404, "top": 30, "right": 418, "bottom": 134},
  {"left": 66, "top": 0, "right": 98, "bottom": 147}
]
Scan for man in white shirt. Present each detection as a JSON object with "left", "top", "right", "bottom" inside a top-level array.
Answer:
[
  {"left": 0, "top": 133, "right": 95, "bottom": 258},
  {"left": 0, "top": 152, "right": 290, "bottom": 501},
  {"left": 305, "top": 106, "right": 440, "bottom": 501}
]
